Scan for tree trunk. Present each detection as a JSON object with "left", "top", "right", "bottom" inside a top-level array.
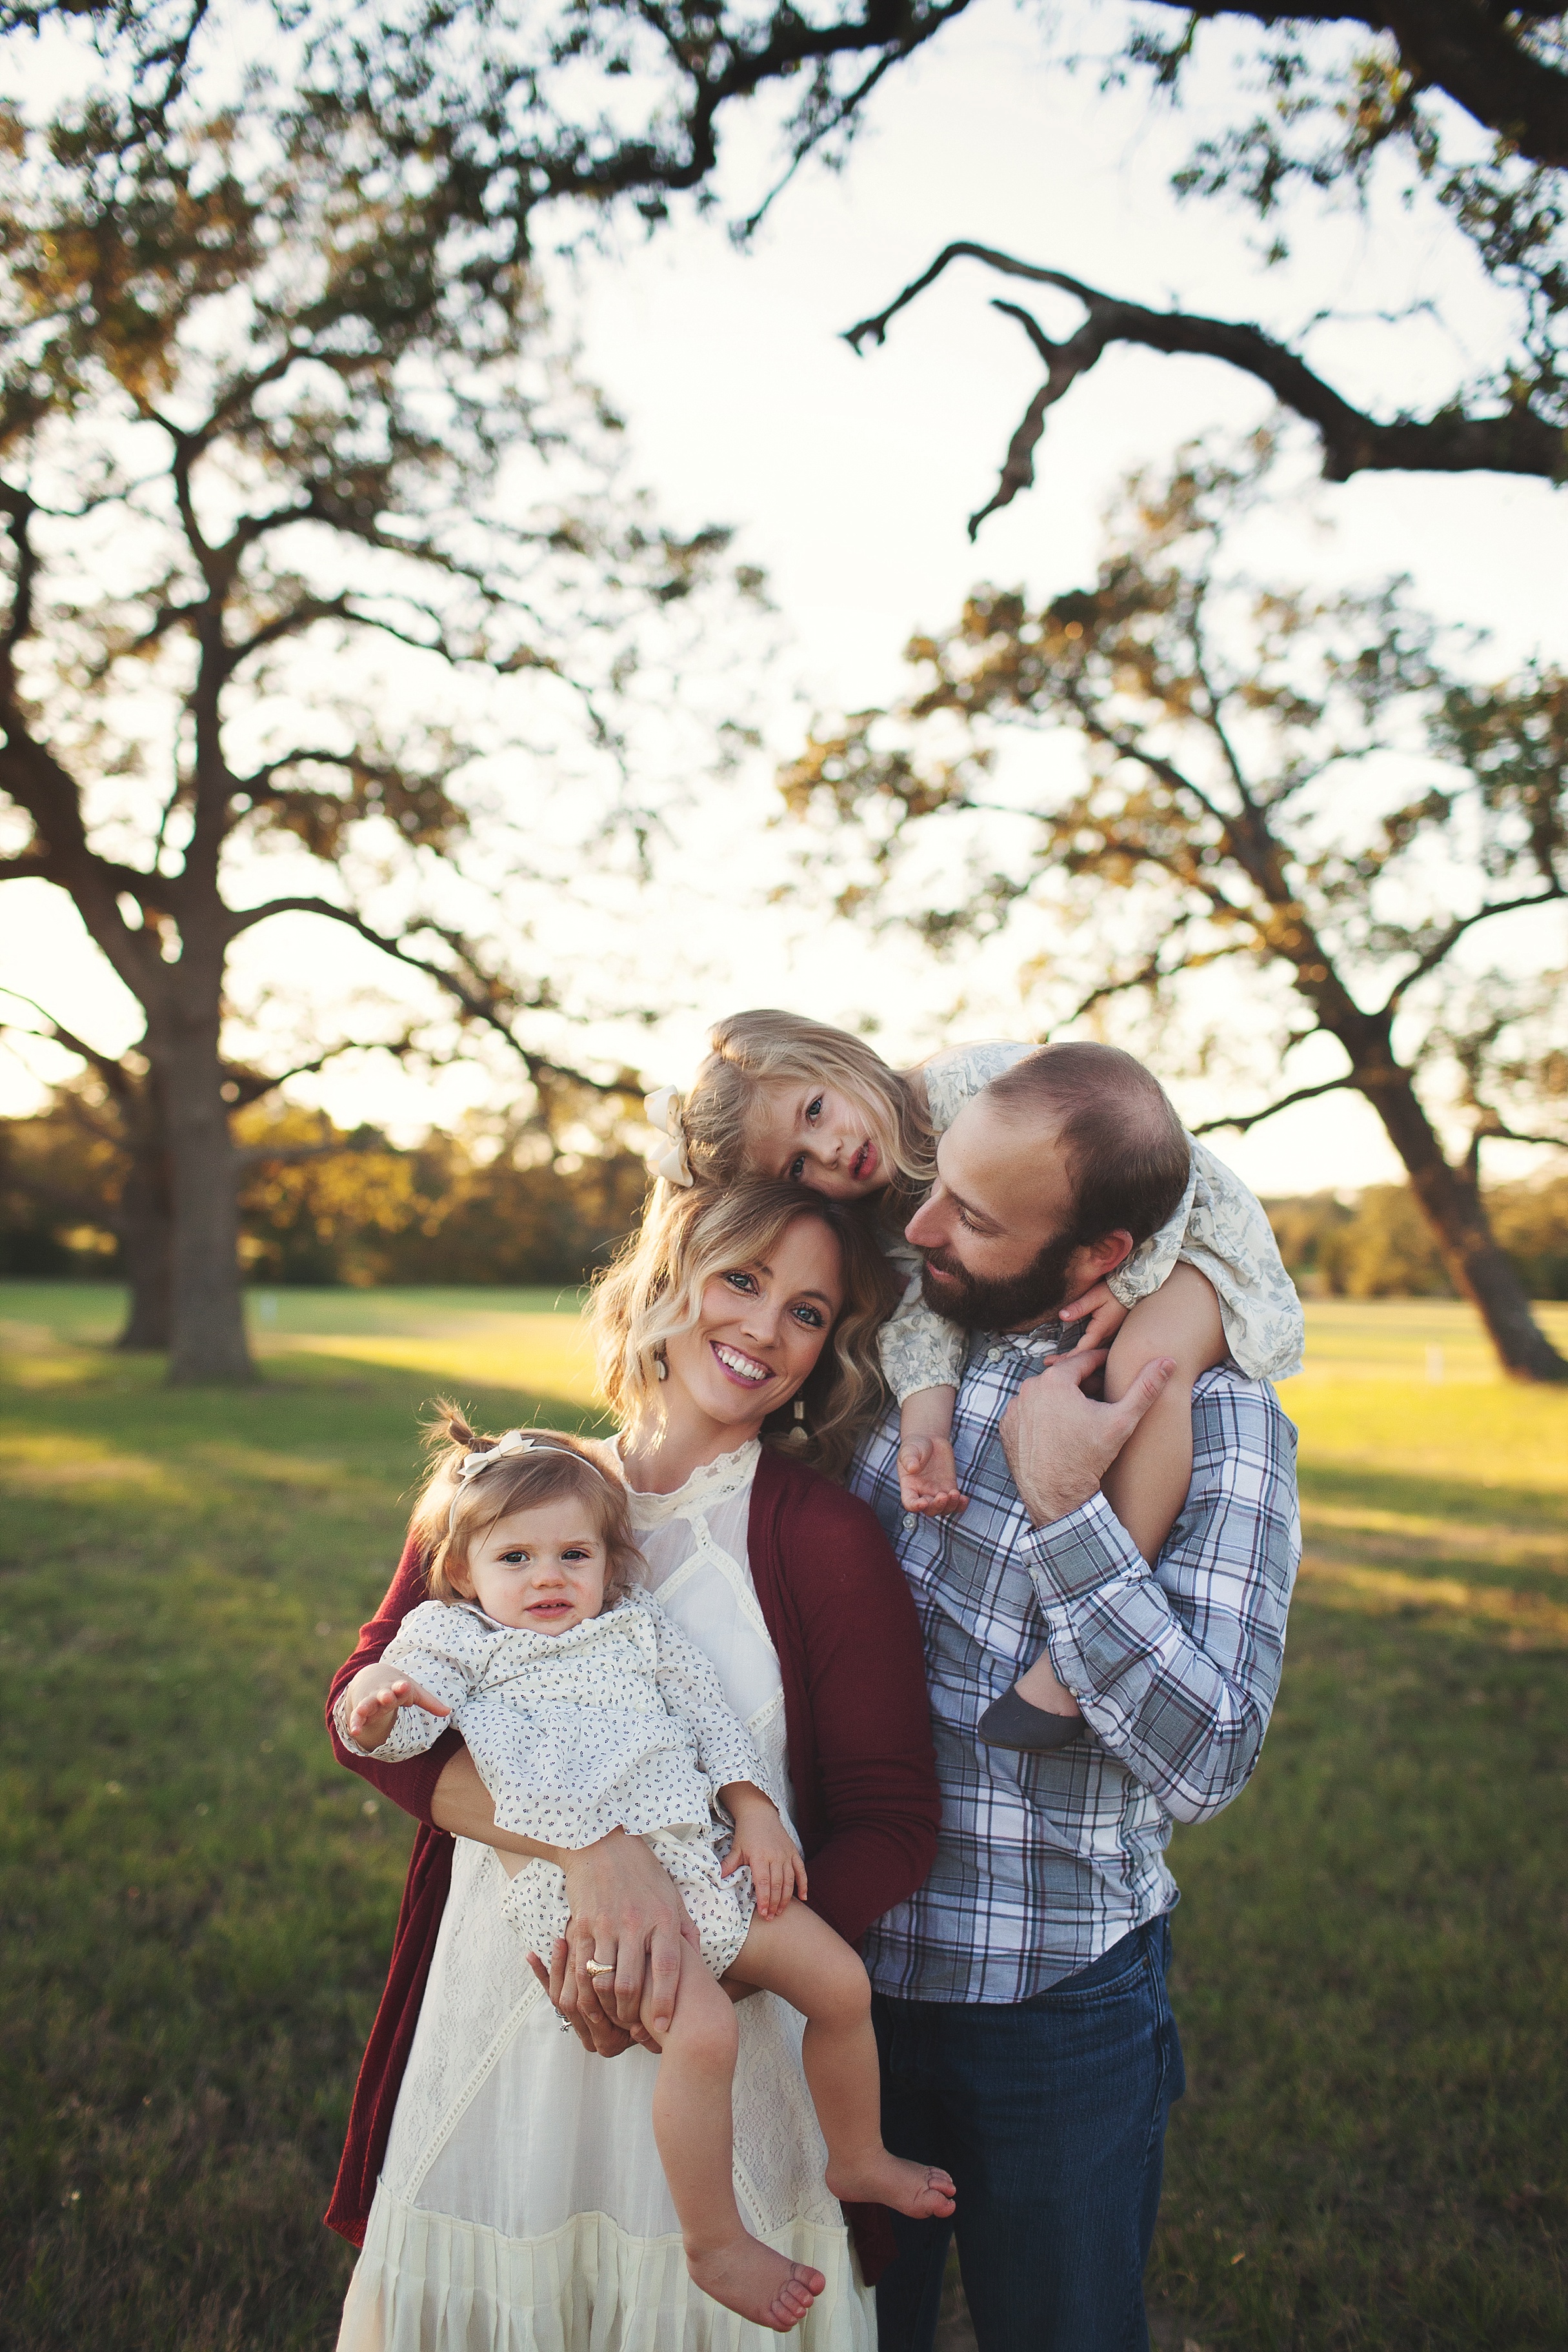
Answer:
[
  {"left": 1358, "top": 1055, "right": 1568, "bottom": 1383},
  {"left": 156, "top": 1001, "right": 255, "bottom": 1385},
  {"left": 114, "top": 1111, "right": 174, "bottom": 1352}
]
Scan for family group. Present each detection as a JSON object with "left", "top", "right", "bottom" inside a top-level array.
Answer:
[{"left": 324, "top": 1011, "right": 1303, "bottom": 2352}]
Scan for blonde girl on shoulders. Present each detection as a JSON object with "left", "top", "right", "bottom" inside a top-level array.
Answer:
[{"left": 649, "top": 1011, "right": 1303, "bottom": 1754}]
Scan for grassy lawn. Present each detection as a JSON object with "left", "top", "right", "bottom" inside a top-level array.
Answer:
[{"left": 1, "top": 1286, "right": 1564, "bottom": 2350}]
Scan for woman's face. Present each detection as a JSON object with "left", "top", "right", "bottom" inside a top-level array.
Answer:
[
  {"left": 746, "top": 1078, "right": 896, "bottom": 1200},
  {"left": 663, "top": 1214, "right": 845, "bottom": 1438}
]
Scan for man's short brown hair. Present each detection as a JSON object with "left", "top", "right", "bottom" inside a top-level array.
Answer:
[{"left": 984, "top": 1043, "right": 1191, "bottom": 1247}]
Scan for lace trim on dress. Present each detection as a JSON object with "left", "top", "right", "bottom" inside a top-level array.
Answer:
[{"left": 620, "top": 1438, "right": 762, "bottom": 1528}]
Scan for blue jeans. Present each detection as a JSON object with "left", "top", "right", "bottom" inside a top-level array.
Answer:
[{"left": 872, "top": 1918, "right": 1184, "bottom": 2352}]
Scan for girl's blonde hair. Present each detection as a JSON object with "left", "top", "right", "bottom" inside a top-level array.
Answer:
[
  {"left": 591, "top": 1179, "right": 898, "bottom": 1482},
  {"left": 410, "top": 1404, "right": 642, "bottom": 1604},
  {"left": 678, "top": 1010, "right": 936, "bottom": 1207}
]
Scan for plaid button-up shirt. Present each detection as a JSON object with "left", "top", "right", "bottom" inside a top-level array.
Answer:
[{"left": 852, "top": 1323, "right": 1301, "bottom": 2004}]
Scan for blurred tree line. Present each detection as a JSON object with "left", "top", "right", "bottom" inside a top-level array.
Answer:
[
  {"left": 0, "top": 1092, "right": 648, "bottom": 1292},
  {"left": 1265, "top": 1180, "right": 1568, "bottom": 1303}
]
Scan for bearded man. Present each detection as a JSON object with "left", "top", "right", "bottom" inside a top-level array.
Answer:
[{"left": 850, "top": 1042, "right": 1301, "bottom": 2352}]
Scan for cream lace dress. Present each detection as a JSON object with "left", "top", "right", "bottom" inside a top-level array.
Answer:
[{"left": 336, "top": 1438, "right": 876, "bottom": 2352}]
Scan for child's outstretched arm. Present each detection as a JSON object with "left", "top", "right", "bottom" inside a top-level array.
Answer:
[
  {"left": 343, "top": 1666, "right": 452, "bottom": 1755},
  {"left": 897, "top": 1385, "right": 969, "bottom": 1518}
]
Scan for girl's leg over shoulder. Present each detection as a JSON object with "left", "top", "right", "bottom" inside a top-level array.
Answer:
[
  {"left": 730, "top": 1908, "right": 956, "bottom": 2223},
  {"left": 1101, "top": 1261, "right": 1225, "bottom": 1565}
]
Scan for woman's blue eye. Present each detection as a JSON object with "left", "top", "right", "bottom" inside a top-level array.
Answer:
[
  {"left": 724, "top": 1269, "right": 758, "bottom": 1292},
  {"left": 792, "top": 1304, "right": 824, "bottom": 1328}
]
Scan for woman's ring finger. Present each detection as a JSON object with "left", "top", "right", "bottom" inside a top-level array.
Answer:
[{"left": 584, "top": 1957, "right": 616, "bottom": 1976}]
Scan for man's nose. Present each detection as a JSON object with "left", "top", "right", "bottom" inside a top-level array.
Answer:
[{"left": 906, "top": 1192, "right": 945, "bottom": 1249}]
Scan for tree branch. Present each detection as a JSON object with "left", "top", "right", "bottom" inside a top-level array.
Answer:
[
  {"left": 845, "top": 245, "right": 1567, "bottom": 534},
  {"left": 1140, "top": 3, "right": 1568, "bottom": 170},
  {"left": 1380, "top": 885, "right": 1567, "bottom": 1014},
  {"left": 1191, "top": 1073, "right": 1355, "bottom": 1137}
]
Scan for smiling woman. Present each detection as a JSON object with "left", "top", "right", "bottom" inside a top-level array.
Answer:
[
  {"left": 325, "top": 1178, "right": 939, "bottom": 2352},
  {"left": 594, "top": 1178, "right": 900, "bottom": 1481}
]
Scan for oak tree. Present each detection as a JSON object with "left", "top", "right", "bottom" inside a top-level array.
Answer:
[
  {"left": 0, "top": 104, "right": 727, "bottom": 1380},
  {"left": 779, "top": 444, "right": 1568, "bottom": 1378}
]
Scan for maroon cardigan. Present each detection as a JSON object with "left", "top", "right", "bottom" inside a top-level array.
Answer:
[{"left": 323, "top": 1445, "right": 940, "bottom": 2278}]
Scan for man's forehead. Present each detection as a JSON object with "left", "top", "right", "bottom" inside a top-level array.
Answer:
[{"left": 945, "top": 1096, "right": 1070, "bottom": 1220}]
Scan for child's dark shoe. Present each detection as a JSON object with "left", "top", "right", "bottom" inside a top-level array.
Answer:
[{"left": 976, "top": 1686, "right": 1083, "bottom": 1751}]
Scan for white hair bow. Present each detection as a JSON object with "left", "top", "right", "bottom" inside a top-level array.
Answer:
[
  {"left": 455, "top": 1427, "right": 532, "bottom": 1483},
  {"left": 643, "top": 1085, "right": 694, "bottom": 1188}
]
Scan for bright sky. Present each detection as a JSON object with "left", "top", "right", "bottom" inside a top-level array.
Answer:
[{"left": 5, "top": 1, "right": 1566, "bottom": 1195}]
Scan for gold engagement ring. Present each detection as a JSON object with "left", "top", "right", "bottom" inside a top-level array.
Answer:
[{"left": 584, "top": 1959, "right": 615, "bottom": 1975}]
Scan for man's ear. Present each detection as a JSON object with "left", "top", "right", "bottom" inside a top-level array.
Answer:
[{"left": 1087, "top": 1229, "right": 1135, "bottom": 1279}]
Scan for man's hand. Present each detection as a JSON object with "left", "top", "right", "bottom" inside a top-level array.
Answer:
[
  {"left": 550, "top": 1829, "right": 701, "bottom": 2047},
  {"left": 1001, "top": 1347, "right": 1176, "bottom": 1529}
]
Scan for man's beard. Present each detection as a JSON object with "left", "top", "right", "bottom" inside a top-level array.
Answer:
[{"left": 918, "top": 1226, "right": 1085, "bottom": 1333}]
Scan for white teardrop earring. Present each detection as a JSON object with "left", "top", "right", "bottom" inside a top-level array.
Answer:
[
  {"left": 654, "top": 1349, "right": 668, "bottom": 1383},
  {"left": 789, "top": 1396, "right": 807, "bottom": 1444}
]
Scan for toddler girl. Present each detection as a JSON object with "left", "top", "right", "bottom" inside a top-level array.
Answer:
[
  {"left": 337, "top": 1411, "right": 954, "bottom": 2335},
  {"left": 649, "top": 1012, "right": 1303, "bottom": 1752}
]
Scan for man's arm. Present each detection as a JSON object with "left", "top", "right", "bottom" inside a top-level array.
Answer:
[{"left": 1002, "top": 1355, "right": 1300, "bottom": 1823}]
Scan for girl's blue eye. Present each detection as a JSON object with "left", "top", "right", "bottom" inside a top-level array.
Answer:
[
  {"left": 806, "top": 1095, "right": 823, "bottom": 1121},
  {"left": 787, "top": 1154, "right": 806, "bottom": 1181}
]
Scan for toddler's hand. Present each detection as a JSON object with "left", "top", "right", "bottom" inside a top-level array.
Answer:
[
  {"left": 898, "top": 1434, "right": 969, "bottom": 1518},
  {"left": 346, "top": 1675, "right": 451, "bottom": 1753},
  {"left": 1059, "top": 1281, "right": 1129, "bottom": 1355},
  {"left": 721, "top": 1787, "right": 809, "bottom": 1920}
]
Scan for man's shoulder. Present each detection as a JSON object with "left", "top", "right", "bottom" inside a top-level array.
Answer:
[{"left": 1191, "top": 1362, "right": 1298, "bottom": 1474}]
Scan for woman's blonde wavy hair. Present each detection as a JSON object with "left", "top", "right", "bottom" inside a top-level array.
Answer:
[
  {"left": 677, "top": 1010, "right": 936, "bottom": 1218},
  {"left": 591, "top": 1180, "right": 899, "bottom": 1482}
]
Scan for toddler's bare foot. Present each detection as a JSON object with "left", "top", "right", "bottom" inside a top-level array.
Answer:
[
  {"left": 687, "top": 2237, "right": 825, "bottom": 2332},
  {"left": 825, "top": 2149, "right": 956, "bottom": 2220}
]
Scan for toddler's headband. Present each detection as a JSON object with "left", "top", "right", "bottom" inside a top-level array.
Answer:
[
  {"left": 448, "top": 1429, "right": 616, "bottom": 1533},
  {"left": 644, "top": 1086, "right": 694, "bottom": 1189}
]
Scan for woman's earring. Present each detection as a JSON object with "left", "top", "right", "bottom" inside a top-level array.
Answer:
[
  {"left": 789, "top": 1396, "right": 807, "bottom": 1445},
  {"left": 654, "top": 1349, "right": 668, "bottom": 1383}
]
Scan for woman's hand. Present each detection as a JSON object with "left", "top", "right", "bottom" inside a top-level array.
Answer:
[
  {"left": 721, "top": 1783, "right": 808, "bottom": 1920},
  {"left": 551, "top": 1829, "right": 699, "bottom": 2047},
  {"left": 343, "top": 1669, "right": 450, "bottom": 1753},
  {"left": 1059, "top": 1280, "right": 1130, "bottom": 1356}
]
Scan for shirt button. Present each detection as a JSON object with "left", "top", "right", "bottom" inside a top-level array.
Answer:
[
  {"left": 987, "top": 1348, "right": 1001, "bottom": 1362},
  {"left": 903, "top": 1513, "right": 917, "bottom": 1531}
]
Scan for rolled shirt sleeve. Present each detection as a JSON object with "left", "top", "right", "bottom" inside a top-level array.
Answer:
[{"left": 1023, "top": 1370, "right": 1301, "bottom": 1824}]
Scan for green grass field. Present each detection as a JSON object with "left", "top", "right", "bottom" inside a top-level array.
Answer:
[{"left": 1, "top": 1287, "right": 1564, "bottom": 2350}]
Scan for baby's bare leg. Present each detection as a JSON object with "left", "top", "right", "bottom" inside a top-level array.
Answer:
[
  {"left": 729, "top": 1906, "right": 955, "bottom": 2222},
  {"left": 650, "top": 1942, "right": 824, "bottom": 2331},
  {"left": 1100, "top": 1263, "right": 1225, "bottom": 1565}
]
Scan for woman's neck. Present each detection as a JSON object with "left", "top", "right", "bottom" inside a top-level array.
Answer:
[{"left": 620, "top": 1384, "right": 763, "bottom": 1495}]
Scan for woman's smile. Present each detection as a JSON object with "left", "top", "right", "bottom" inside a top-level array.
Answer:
[{"left": 711, "top": 1340, "right": 772, "bottom": 1387}]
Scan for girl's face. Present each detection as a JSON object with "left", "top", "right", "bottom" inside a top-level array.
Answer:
[
  {"left": 747, "top": 1078, "right": 896, "bottom": 1200},
  {"left": 663, "top": 1215, "right": 845, "bottom": 1440},
  {"left": 454, "top": 1496, "right": 610, "bottom": 1634}
]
